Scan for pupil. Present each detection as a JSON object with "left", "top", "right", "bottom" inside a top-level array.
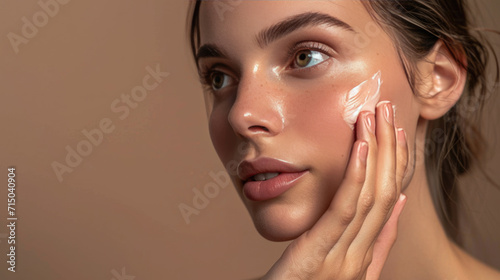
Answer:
[
  {"left": 297, "top": 51, "right": 311, "bottom": 66},
  {"left": 213, "top": 74, "right": 222, "bottom": 88}
]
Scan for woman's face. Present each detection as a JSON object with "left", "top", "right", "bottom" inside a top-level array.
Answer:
[{"left": 197, "top": 0, "right": 420, "bottom": 241}]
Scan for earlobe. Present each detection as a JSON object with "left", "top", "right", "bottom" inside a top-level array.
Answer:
[{"left": 417, "top": 40, "right": 467, "bottom": 120}]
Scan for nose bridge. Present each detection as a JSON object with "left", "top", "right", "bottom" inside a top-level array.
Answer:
[{"left": 228, "top": 69, "right": 285, "bottom": 139}]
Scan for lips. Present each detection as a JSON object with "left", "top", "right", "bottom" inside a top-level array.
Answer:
[{"left": 238, "top": 157, "right": 309, "bottom": 201}]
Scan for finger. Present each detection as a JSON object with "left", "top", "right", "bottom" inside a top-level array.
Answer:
[
  {"left": 346, "top": 101, "right": 399, "bottom": 256},
  {"left": 360, "top": 270, "right": 368, "bottom": 280},
  {"left": 326, "top": 112, "right": 377, "bottom": 258},
  {"left": 357, "top": 112, "right": 378, "bottom": 215},
  {"left": 374, "top": 101, "right": 398, "bottom": 209},
  {"left": 303, "top": 139, "right": 368, "bottom": 251},
  {"left": 365, "top": 194, "right": 407, "bottom": 280},
  {"left": 395, "top": 127, "right": 409, "bottom": 195},
  {"left": 357, "top": 111, "right": 378, "bottom": 217},
  {"left": 359, "top": 245, "right": 374, "bottom": 280}
]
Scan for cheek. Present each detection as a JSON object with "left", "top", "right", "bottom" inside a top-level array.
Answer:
[
  {"left": 377, "top": 65, "right": 420, "bottom": 133},
  {"left": 285, "top": 79, "right": 354, "bottom": 171},
  {"left": 289, "top": 86, "right": 349, "bottom": 142},
  {"left": 276, "top": 81, "right": 355, "bottom": 228},
  {"left": 342, "top": 71, "right": 382, "bottom": 129}
]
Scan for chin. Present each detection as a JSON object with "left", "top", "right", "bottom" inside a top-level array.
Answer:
[{"left": 248, "top": 201, "right": 322, "bottom": 242}]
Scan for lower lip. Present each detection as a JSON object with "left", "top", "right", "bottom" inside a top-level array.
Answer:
[{"left": 243, "top": 171, "right": 308, "bottom": 201}]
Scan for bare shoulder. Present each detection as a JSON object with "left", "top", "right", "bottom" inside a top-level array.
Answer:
[
  {"left": 453, "top": 243, "right": 500, "bottom": 280},
  {"left": 470, "top": 258, "right": 500, "bottom": 280}
]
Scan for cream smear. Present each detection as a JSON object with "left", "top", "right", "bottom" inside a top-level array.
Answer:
[{"left": 342, "top": 71, "right": 382, "bottom": 129}]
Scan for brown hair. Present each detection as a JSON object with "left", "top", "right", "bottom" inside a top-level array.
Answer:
[
  {"left": 186, "top": 0, "right": 499, "bottom": 245},
  {"left": 359, "top": 0, "right": 499, "bottom": 244}
]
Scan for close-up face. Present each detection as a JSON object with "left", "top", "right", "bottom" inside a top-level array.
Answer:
[{"left": 196, "top": 0, "right": 421, "bottom": 241}]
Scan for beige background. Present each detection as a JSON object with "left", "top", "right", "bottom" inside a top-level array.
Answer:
[{"left": 0, "top": 1, "right": 499, "bottom": 279}]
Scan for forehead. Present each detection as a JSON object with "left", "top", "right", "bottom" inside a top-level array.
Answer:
[{"left": 198, "top": 0, "right": 372, "bottom": 47}]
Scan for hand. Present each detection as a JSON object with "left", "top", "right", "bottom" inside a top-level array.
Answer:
[{"left": 262, "top": 101, "right": 409, "bottom": 280}]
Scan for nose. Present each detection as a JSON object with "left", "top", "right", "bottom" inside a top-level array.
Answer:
[{"left": 228, "top": 74, "right": 285, "bottom": 140}]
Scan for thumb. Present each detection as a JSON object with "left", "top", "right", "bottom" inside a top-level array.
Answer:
[{"left": 366, "top": 193, "right": 407, "bottom": 280}]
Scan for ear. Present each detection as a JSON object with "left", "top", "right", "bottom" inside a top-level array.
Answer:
[{"left": 416, "top": 40, "right": 467, "bottom": 120}]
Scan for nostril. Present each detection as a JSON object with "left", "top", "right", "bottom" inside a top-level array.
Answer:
[{"left": 248, "top": 125, "right": 269, "bottom": 133}]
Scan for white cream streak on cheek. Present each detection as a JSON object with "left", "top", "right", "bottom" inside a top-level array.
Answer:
[{"left": 342, "top": 71, "right": 383, "bottom": 129}]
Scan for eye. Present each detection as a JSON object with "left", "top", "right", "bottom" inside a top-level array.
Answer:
[
  {"left": 293, "top": 50, "right": 330, "bottom": 69},
  {"left": 210, "top": 71, "right": 233, "bottom": 91}
]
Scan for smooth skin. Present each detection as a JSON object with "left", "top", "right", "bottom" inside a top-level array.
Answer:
[
  {"left": 261, "top": 104, "right": 408, "bottom": 280},
  {"left": 196, "top": 1, "right": 500, "bottom": 279}
]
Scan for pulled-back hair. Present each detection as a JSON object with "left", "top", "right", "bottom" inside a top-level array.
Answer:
[
  {"left": 359, "top": 0, "right": 498, "bottom": 244},
  {"left": 187, "top": 0, "right": 499, "bottom": 245}
]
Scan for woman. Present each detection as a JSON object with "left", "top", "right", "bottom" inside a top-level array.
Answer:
[{"left": 187, "top": 0, "right": 500, "bottom": 279}]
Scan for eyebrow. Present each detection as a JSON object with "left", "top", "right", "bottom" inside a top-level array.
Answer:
[
  {"left": 196, "top": 12, "right": 355, "bottom": 65},
  {"left": 256, "top": 12, "right": 355, "bottom": 48},
  {"left": 196, "top": 43, "right": 227, "bottom": 66}
]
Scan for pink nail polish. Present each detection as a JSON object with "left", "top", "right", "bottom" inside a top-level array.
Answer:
[
  {"left": 365, "top": 114, "right": 375, "bottom": 134},
  {"left": 359, "top": 141, "right": 368, "bottom": 164},
  {"left": 399, "top": 193, "right": 407, "bottom": 202},
  {"left": 397, "top": 128, "right": 406, "bottom": 146},
  {"left": 384, "top": 103, "right": 393, "bottom": 124}
]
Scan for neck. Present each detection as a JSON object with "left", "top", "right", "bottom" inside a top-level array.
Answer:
[
  {"left": 380, "top": 121, "right": 477, "bottom": 280},
  {"left": 381, "top": 166, "right": 467, "bottom": 279}
]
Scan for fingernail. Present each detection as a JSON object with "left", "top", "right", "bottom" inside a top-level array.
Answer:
[
  {"left": 384, "top": 103, "right": 393, "bottom": 125},
  {"left": 399, "top": 193, "right": 407, "bottom": 202},
  {"left": 365, "top": 113, "right": 375, "bottom": 134},
  {"left": 397, "top": 128, "right": 406, "bottom": 147},
  {"left": 392, "top": 105, "right": 397, "bottom": 121},
  {"left": 396, "top": 194, "right": 407, "bottom": 219},
  {"left": 359, "top": 141, "right": 368, "bottom": 164},
  {"left": 399, "top": 194, "right": 407, "bottom": 209}
]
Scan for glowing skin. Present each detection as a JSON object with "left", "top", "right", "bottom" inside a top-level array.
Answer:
[
  {"left": 343, "top": 71, "right": 382, "bottom": 129},
  {"left": 199, "top": 0, "right": 418, "bottom": 242},
  {"left": 197, "top": 1, "right": 500, "bottom": 279}
]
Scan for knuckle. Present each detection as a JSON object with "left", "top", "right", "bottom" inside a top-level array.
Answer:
[
  {"left": 338, "top": 206, "right": 357, "bottom": 225},
  {"left": 379, "top": 189, "right": 397, "bottom": 211},
  {"left": 359, "top": 194, "right": 375, "bottom": 216},
  {"left": 314, "top": 236, "right": 330, "bottom": 256},
  {"left": 386, "top": 232, "right": 398, "bottom": 244},
  {"left": 364, "top": 254, "right": 373, "bottom": 267},
  {"left": 301, "top": 256, "right": 320, "bottom": 276},
  {"left": 343, "top": 261, "right": 364, "bottom": 280},
  {"left": 287, "top": 252, "right": 319, "bottom": 280},
  {"left": 347, "top": 167, "right": 366, "bottom": 185},
  {"left": 353, "top": 171, "right": 366, "bottom": 185}
]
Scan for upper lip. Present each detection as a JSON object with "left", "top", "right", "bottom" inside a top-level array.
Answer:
[{"left": 237, "top": 157, "right": 307, "bottom": 182}]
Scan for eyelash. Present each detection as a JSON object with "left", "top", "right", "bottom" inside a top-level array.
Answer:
[
  {"left": 199, "top": 64, "right": 230, "bottom": 90},
  {"left": 199, "top": 41, "right": 333, "bottom": 92}
]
